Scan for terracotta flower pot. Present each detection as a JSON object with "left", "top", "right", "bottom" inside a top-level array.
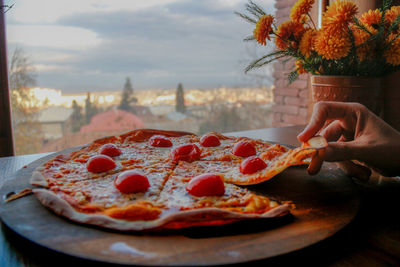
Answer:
[{"left": 310, "top": 75, "right": 382, "bottom": 116}]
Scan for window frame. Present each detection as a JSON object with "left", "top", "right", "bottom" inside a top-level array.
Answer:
[{"left": 0, "top": 0, "right": 14, "bottom": 156}]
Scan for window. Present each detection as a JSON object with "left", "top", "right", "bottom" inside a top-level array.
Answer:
[{"left": 4, "top": 0, "right": 276, "bottom": 155}]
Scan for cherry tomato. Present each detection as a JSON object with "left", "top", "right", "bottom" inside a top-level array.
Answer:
[
  {"left": 200, "top": 134, "right": 221, "bottom": 147},
  {"left": 232, "top": 141, "right": 256, "bottom": 157},
  {"left": 149, "top": 135, "right": 173, "bottom": 147},
  {"left": 99, "top": 143, "right": 122, "bottom": 157},
  {"left": 171, "top": 143, "right": 201, "bottom": 162},
  {"left": 86, "top": 155, "right": 116, "bottom": 173},
  {"left": 114, "top": 170, "right": 150, "bottom": 194},
  {"left": 186, "top": 173, "right": 225, "bottom": 197},
  {"left": 240, "top": 156, "right": 267, "bottom": 174}
]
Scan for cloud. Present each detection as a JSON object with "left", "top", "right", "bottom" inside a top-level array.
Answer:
[
  {"left": 7, "top": 25, "right": 101, "bottom": 50},
  {"left": 6, "top": 0, "right": 276, "bottom": 92}
]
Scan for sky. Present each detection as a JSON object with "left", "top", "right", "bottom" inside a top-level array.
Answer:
[{"left": 5, "top": 0, "right": 275, "bottom": 93}]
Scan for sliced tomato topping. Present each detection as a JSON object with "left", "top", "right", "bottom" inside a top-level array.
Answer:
[
  {"left": 86, "top": 155, "right": 116, "bottom": 173},
  {"left": 199, "top": 134, "right": 221, "bottom": 147},
  {"left": 186, "top": 173, "right": 225, "bottom": 197},
  {"left": 240, "top": 156, "right": 267, "bottom": 174},
  {"left": 171, "top": 143, "right": 201, "bottom": 162},
  {"left": 232, "top": 141, "right": 256, "bottom": 157},
  {"left": 99, "top": 143, "right": 122, "bottom": 157},
  {"left": 149, "top": 135, "right": 173, "bottom": 147},
  {"left": 114, "top": 170, "right": 150, "bottom": 194}
]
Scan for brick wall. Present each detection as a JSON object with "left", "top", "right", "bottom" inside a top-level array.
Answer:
[{"left": 272, "top": 0, "right": 311, "bottom": 127}]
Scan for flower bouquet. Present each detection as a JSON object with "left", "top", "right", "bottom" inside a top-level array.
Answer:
[{"left": 237, "top": 0, "right": 400, "bottom": 82}]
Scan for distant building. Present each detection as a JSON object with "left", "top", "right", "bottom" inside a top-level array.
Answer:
[
  {"left": 40, "top": 109, "right": 145, "bottom": 153},
  {"left": 38, "top": 106, "right": 73, "bottom": 140},
  {"left": 148, "top": 105, "right": 175, "bottom": 116},
  {"left": 80, "top": 109, "right": 144, "bottom": 133}
]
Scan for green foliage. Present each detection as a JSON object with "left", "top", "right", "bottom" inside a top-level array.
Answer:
[
  {"left": 245, "top": 0, "right": 266, "bottom": 19},
  {"left": 245, "top": 50, "right": 285, "bottom": 73},
  {"left": 288, "top": 71, "right": 299, "bottom": 84},
  {"left": 235, "top": 0, "right": 267, "bottom": 25},
  {"left": 234, "top": 11, "right": 257, "bottom": 24},
  {"left": 119, "top": 77, "right": 138, "bottom": 111},
  {"left": 175, "top": 83, "right": 186, "bottom": 113},
  {"left": 381, "top": 0, "right": 393, "bottom": 12}
]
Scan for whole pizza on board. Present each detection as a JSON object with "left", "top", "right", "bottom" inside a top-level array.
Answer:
[{"left": 28, "top": 129, "right": 326, "bottom": 231}]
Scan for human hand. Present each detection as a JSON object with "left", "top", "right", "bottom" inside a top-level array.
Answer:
[{"left": 297, "top": 101, "right": 400, "bottom": 180}]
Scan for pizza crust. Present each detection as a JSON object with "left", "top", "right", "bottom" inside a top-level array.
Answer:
[
  {"left": 33, "top": 188, "right": 289, "bottom": 231},
  {"left": 31, "top": 167, "right": 49, "bottom": 187}
]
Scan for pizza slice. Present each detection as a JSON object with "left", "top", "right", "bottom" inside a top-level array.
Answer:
[
  {"left": 32, "top": 162, "right": 173, "bottom": 221},
  {"left": 155, "top": 161, "right": 290, "bottom": 229},
  {"left": 222, "top": 138, "right": 326, "bottom": 185},
  {"left": 173, "top": 132, "right": 326, "bottom": 185}
]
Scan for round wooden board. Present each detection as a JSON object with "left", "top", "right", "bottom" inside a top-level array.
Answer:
[{"left": 0, "top": 150, "right": 360, "bottom": 266}]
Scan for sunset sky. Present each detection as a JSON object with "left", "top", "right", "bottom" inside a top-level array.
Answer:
[{"left": 4, "top": 0, "right": 275, "bottom": 92}]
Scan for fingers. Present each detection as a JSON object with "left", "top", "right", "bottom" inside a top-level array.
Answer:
[
  {"left": 321, "top": 120, "right": 343, "bottom": 142},
  {"left": 307, "top": 148, "right": 325, "bottom": 175},
  {"left": 307, "top": 140, "right": 358, "bottom": 175},
  {"left": 336, "top": 161, "right": 371, "bottom": 182},
  {"left": 297, "top": 101, "right": 356, "bottom": 142}
]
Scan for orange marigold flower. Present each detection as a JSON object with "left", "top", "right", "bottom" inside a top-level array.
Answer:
[
  {"left": 385, "top": 33, "right": 400, "bottom": 66},
  {"left": 296, "top": 60, "right": 306, "bottom": 74},
  {"left": 299, "top": 29, "right": 316, "bottom": 57},
  {"left": 275, "top": 21, "right": 305, "bottom": 50},
  {"left": 314, "top": 29, "right": 351, "bottom": 59},
  {"left": 322, "top": 0, "right": 358, "bottom": 34},
  {"left": 254, "top": 15, "right": 275, "bottom": 46},
  {"left": 360, "top": 9, "right": 382, "bottom": 30},
  {"left": 351, "top": 25, "right": 374, "bottom": 61},
  {"left": 290, "top": 0, "right": 315, "bottom": 23},
  {"left": 385, "top": 6, "right": 400, "bottom": 33}
]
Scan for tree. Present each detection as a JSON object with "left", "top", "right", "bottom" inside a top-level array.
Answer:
[
  {"left": 9, "top": 47, "right": 44, "bottom": 155},
  {"left": 85, "top": 92, "right": 98, "bottom": 124},
  {"left": 175, "top": 83, "right": 186, "bottom": 113},
  {"left": 119, "top": 77, "right": 137, "bottom": 111},
  {"left": 71, "top": 100, "right": 84, "bottom": 132}
]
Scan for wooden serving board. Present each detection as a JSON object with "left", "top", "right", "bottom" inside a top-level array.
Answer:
[{"left": 0, "top": 150, "right": 359, "bottom": 266}]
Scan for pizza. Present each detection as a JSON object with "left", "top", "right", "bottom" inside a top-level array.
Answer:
[{"left": 28, "top": 129, "right": 326, "bottom": 231}]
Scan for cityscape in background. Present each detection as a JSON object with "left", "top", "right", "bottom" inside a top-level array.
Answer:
[{"left": 14, "top": 83, "right": 274, "bottom": 154}]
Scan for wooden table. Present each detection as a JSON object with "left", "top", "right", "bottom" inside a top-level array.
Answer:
[{"left": 1, "top": 126, "right": 399, "bottom": 266}]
